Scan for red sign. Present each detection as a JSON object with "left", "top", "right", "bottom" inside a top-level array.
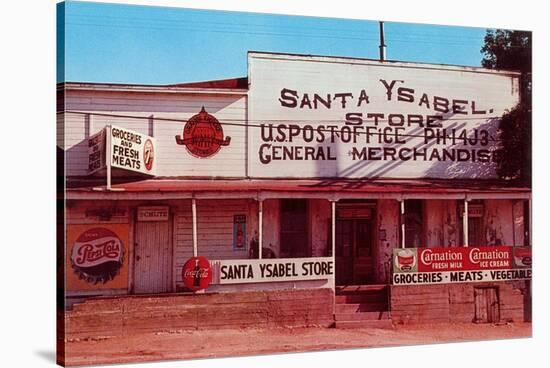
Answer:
[
  {"left": 394, "top": 246, "right": 532, "bottom": 274},
  {"left": 143, "top": 138, "right": 155, "bottom": 171},
  {"left": 417, "top": 246, "right": 515, "bottom": 272},
  {"left": 182, "top": 256, "right": 213, "bottom": 291},
  {"left": 70, "top": 227, "right": 125, "bottom": 284},
  {"left": 175, "top": 107, "right": 231, "bottom": 158}
]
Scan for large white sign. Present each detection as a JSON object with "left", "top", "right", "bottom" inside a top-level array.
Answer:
[
  {"left": 247, "top": 52, "right": 520, "bottom": 179},
  {"left": 210, "top": 257, "right": 334, "bottom": 284}
]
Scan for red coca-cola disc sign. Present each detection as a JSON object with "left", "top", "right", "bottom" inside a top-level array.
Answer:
[{"left": 182, "top": 256, "right": 212, "bottom": 291}]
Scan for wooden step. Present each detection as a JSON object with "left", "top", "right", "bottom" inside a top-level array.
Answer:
[
  {"left": 335, "top": 302, "right": 388, "bottom": 313},
  {"left": 335, "top": 319, "right": 394, "bottom": 329},
  {"left": 336, "top": 285, "right": 388, "bottom": 293},
  {"left": 335, "top": 294, "right": 387, "bottom": 304},
  {"left": 335, "top": 311, "right": 390, "bottom": 321}
]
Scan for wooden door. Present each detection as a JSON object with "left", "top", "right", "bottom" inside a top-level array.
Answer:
[
  {"left": 134, "top": 220, "right": 172, "bottom": 294},
  {"left": 474, "top": 287, "right": 500, "bottom": 323},
  {"left": 335, "top": 219, "right": 374, "bottom": 285},
  {"left": 336, "top": 220, "right": 354, "bottom": 285},
  {"left": 353, "top": 219, "right": 374, "bottom": 283}
]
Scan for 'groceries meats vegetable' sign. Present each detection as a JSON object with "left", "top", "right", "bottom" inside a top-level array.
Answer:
[
  {"left": 392, "top": 246, "right": 531, "bottom": 285},
  {"left": 248, "top": 53, "right": 520, "bottom": 179}
]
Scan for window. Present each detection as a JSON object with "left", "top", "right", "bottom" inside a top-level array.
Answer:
[
  {"left": 280, "top": 199, "right": 309, "bottom": 258},
  {"left": 404, "top": 199, "right": 424, "bottom": 247}
]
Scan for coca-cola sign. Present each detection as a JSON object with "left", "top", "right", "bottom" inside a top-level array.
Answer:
[
  {"left": 182, "top": 256, "right": 212, "bottom": 291},
  {"left": 70, "top": 227, "right": 125, "bottom": 284}
]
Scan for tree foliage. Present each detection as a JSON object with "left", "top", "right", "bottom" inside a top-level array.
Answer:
[{"left": 481, "top": 29, "right": 531, "bottom": 184}]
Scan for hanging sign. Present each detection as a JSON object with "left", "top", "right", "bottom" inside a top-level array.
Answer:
[
  {"left": 110, "top": 125, "right": 156, "bottom": 175},
  {"left": 88, "top": 129, "right": 106, "bottom": 174},
  {"left": 87, "top": 125, "right": 157, "bottom": 176}
]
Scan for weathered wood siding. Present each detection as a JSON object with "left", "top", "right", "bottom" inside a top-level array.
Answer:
[
  {"left": 484, "top": 199, "right": 525, "bottom": 246},
  {"left": 65, "top": 289, "right": 334, "bottom": 339},
  {"left": 62, "top": 90, "right": 247, "bottom": 177},
  {"left": 262, "top": 199, "right": 280, "bottom": 256},
  {"left": 390, "top": 281, "right": 530, "bottom": 324},
  {"left": 375, "top": 199, "right": 400, "bottom": 283},
  {"left": 309, "top": 199, "right": 330, "bottom": 257},
  {"left": 424, "top": 200, "right": 460, "bottom": 247},
  {"left": 173, "top": 199, "right": 258, "bottom": 290}
]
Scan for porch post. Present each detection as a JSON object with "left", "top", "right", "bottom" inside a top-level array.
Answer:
[
  {"left": 192, "top": 198, "right": 198, "bottom": 257},
  {"left": 331, "top": 200, "right": 336, "bottom": 260},
  {"left": 463, "top": 199, "right": 469, "bottom": 247},
  {"left": 258, "top": 200, "right": 263, "bottom": 259},
  {"left": 400, "top": 200, "right": 405, "bottom": 248},
  {"left": 528, "top": 198, "right": 532, "bottom": 246},
  {"left": 106, "top": 125, "right": 112, "bottom": 190}
]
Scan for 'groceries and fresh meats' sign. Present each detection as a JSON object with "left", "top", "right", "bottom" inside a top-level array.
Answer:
[
  {"left": 248, "top": 53, "right": 520, "bottom": 179},
  {"left": 209, "top": 257, "right": 334, "bottom": 284},
  {"left": 392, "top": 246, "right": 531, "bottom": 285},
  {"left": 88, "top": 125, "right": 156, "bottom": 176}
]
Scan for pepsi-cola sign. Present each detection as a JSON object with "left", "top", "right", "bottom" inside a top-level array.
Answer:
[{"left": 70, "top": 227, "right": 125, "bottom": 284}]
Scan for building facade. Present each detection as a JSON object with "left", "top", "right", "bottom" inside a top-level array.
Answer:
[{"left": 59, "top": 52, "right": 531, "bottom": 333}]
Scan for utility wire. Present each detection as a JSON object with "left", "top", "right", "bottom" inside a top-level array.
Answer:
[{"left": 62, "top": 110, "right": 506, "bottom": 143}]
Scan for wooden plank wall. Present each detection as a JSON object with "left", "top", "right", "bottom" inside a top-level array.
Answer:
[
  {"left": 64, "top": 288, "right": 334, "bottom": 339},
  {"left": 62, "top": 90, "right": 247, "bottom": 177},
  {"left": 173, "top": 199, "right": 257, "bottom": 290},
  {"left": 390, "top": 281, "right": 530, "bottom": 324}
]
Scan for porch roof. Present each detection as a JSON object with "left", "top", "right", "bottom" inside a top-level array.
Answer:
[{"left": 66, "top": 178, "right": 531, "bottom": 201}]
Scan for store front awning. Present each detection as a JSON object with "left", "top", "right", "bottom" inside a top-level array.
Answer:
[{"left": 66, "top": 178, "right": 531, "bottom": 200}]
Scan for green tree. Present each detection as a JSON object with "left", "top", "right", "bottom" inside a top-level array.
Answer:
[{"left": 481, "top": 29, "right": 531, "bottom": 184}]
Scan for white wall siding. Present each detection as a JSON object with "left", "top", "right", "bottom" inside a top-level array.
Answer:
[
  {"left": 173, "top": 199, "right": 257, "bottom": 289},
  {"left": 63, "top": 90, "right": 247, "bottom": 178}
]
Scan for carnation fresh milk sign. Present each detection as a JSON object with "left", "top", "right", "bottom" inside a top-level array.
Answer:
[{"left": 392, "top": 246, "right": 531, "bottom": 285}]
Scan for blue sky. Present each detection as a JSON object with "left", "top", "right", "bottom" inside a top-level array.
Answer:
[{"left": 59, "top": 1, "right": 490, "bottom": 84}]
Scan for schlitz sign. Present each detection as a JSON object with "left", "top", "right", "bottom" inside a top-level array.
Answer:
[
  {"left": 175, "top": 107, "right": 231, "bottom": 158},
  {"left": 209, "top": 257, "right": 334, "bottom": 285},
  {"left": 392, "top": 246, "right": 531, "bottom": 285},
  {"left": 248, "top": 53, "right": 520, "bottom": 179}
]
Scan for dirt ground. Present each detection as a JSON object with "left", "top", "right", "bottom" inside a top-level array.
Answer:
[{"left": 64, "top": 322, "right": 531, "bottom": 366}]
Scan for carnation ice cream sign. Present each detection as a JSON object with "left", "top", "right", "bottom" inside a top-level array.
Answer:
[{"left": 392, "top": 246, "right": 531, "bottom": 285}]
